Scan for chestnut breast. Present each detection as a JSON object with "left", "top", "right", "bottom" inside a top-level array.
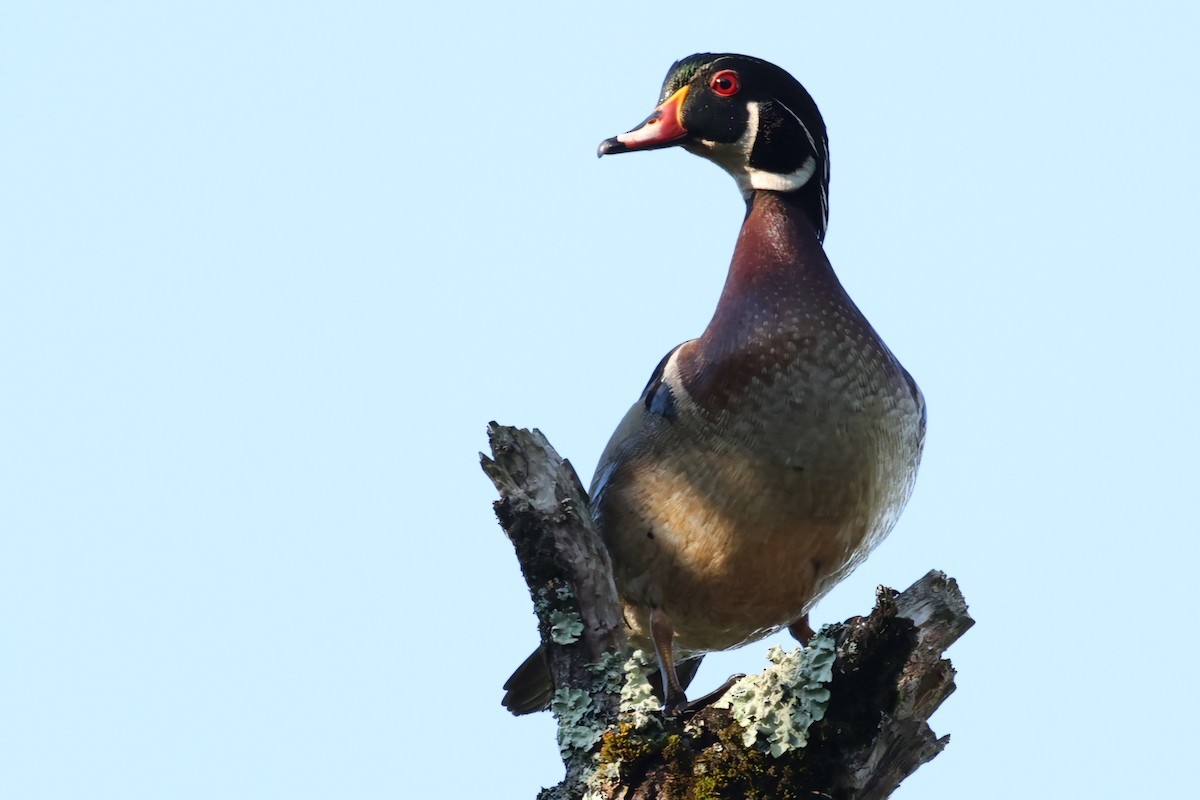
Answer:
[{"left": 590, "top": 193, "right": 925, "bottom": 655}]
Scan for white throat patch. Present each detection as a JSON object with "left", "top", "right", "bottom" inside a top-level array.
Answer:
[
  {"left": 696, "top": 101, "right": 819, "bottom": 200},
  {"left": 747, "top": 154, "right": 817, "bottom": 193}
]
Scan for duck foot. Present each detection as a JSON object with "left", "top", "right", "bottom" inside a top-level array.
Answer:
[{"left": 681, "top": 673, "right": 747, "bottom": 715}]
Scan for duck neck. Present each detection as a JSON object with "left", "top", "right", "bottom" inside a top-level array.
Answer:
[
  {"left": 674, "top": 189, "right": 857, "bottom": 408},
  {"left": 700, "top": 190, "right": 845, "bottom": 347}
]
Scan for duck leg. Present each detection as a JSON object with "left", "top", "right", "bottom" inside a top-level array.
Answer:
[
  {"left": 649, "top": 606, "right": 687, "bottom": 715},
  {"left": 788, "top": 613, "right": 815, "bottom": 646}
]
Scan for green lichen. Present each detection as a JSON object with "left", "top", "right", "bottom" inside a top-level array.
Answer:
[
  {"left": 584, "top": 638, "right": 841, "bottom": 799},
  {"left": 585, "top": 651, "right": 629, "bottom": 713},
  {"left": 550, "top": 653, "right": 636, "bottom": 800},
  {"left": 534, "top": 587, "right": 552, "bottom": 614},
  {"left": 582, "top": 762, "right": 620, "bottom": 800},
  {"left": 551, "top": 687, "right": 604, "bottom": 755},
  {"left": 619, "top": 649, "right": 662, "bottom": 729},
  {"left": 549, "top": 610, "right": 585, "bottom": 644},
  {"left": 596, "top": 652, "right": 665, "bottom": 763},
  {"left": 588, "top": 650, "right": 626, "bottom": 684},
  {"left": 586, "top": 650, "right": 675, "bottom": 794},
  {"left": 714, "top": 634, "right": 837, "bottom": 757}
]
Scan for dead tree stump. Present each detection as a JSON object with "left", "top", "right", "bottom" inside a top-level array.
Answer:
[{"left": 483, "top": 423, "right": 972, "bottom": 800}]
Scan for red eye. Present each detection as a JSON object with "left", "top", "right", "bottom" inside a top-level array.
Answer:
[{"left": 710, "top": 70, "right": 740, "bottom": 97}]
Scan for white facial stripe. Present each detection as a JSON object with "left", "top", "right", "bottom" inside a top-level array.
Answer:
[
  {"left": 774, "top": 98, "right": 819, "bottom": 152},
  {"left": 742, "top": 101, "right": 762, "bottom": 156}
]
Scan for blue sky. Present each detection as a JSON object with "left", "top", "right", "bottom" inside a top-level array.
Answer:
[{"left": 3, "top": 3, "right": 1199, "bottom": 798}]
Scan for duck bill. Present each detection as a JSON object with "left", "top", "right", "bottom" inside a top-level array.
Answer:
[{"left": 597, "top": 85, "right": 690, "bottom": 157}]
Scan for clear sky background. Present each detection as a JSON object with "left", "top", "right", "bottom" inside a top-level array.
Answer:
[{"left": 3, "top": 2, "right": 1198, "bottom": 798}]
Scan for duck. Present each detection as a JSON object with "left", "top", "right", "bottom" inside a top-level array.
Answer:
[{"left": 502, "top": 53, "right": 925, "bottom": 715}]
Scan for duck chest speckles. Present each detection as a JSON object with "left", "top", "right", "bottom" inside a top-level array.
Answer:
[{"left": 592, "top": 191, "right": 924, "bottom": 656}]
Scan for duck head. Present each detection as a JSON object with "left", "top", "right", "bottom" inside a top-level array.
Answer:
[{"left": 599, "top": 53, "right": 830, "bottom": 240}]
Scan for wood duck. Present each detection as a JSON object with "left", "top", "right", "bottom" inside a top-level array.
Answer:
[{"left": 503, "top": 53, "right": 925, "bottom": 714}]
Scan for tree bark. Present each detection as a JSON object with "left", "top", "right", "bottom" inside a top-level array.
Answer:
[{"left": 483, "top": 423, "right": 973, "bottom": 800}]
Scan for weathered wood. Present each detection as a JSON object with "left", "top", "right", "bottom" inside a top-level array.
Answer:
[
  {"left": 483, "top": 423, "right": 972, "bottom": 800},
  {"left": 481, "top": 423, "right": 627, "bottom": 798}
]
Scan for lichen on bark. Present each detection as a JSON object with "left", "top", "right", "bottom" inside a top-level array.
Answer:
[{"left": 483, "top": 423, "right": 972, "bottom": 800}]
